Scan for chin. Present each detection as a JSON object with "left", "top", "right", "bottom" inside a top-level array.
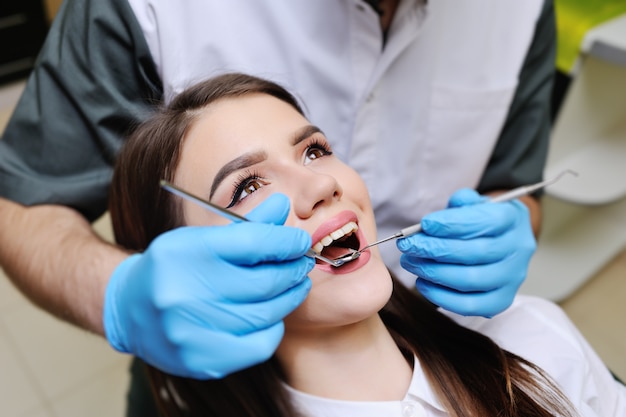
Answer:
[{"left": 292, "top": 255, "right": 393, "bottom": 327}]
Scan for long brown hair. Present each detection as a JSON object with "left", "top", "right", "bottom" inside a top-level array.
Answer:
[{"left": 109, "top": 73, "right": 576, "bottom": 417}]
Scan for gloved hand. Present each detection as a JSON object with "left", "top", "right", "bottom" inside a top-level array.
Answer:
[
  {"left": 103, "top": 193, "right": 314, "bottom": 379},
  {"left": 397, "top": 188, "right": 536, "bottom": 317}
]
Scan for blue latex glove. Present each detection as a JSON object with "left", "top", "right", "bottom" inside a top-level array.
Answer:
[
  {"left": 397, "top": 188, "right": 536, "bottom": 317},
  {"left": 103, "top": 194, "right": 314, "bottom": 379}
]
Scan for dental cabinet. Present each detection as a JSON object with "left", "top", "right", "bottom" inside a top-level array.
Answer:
[{"left": 521, "top": 14, "right": 626, "bottom": 301}]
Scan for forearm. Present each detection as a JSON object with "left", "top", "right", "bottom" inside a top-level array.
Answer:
[{"left": 0, "top": 197, "right": 129, "bottom": 335}]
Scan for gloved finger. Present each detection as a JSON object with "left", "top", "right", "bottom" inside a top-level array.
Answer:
[
  {"left": 152, "top": 322, "right": 286, "bottom": 379},
  {"left": 207, "top": 222, "right": 313, "bottom": 264},
  {"left": 446, "top": 188, "right": 488, "bottom": 208},
  {"left": 195, "top": 324, "right": 286, "bottom": 379},
  {"left": 245, "top": 193, "right": 291, "bottom": 225},
  {"left": 415, "top": 278, "right": 517, "bottom": 317},
  {"left": 192, "top": 277, "right": 312, "bottom": 329},
  {"left": 401, "top": 256, "right": 525, "bottom": 292},
  {"left": 209, "top": 259, "right": 314, "bottom": 301},
  {"left": 397, "top": 234, "right": 512, "bottom": 265},
  {"left": 420, "top": 200, "right": 525, "bottom": 239}
]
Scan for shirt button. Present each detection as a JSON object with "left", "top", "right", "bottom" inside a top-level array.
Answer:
[
  {"left": 356, "top": 3, "right": 366, "bottom": 12},
  {"left": 401, "top": 400, "right": 424, "bottom": 417}
]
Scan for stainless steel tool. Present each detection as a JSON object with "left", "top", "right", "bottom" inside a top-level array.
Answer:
[
  {"left": 329, "top": 169, "right": 578, "bottom": 267},
  {"left": 160, "top": 180, "right": 344, "bottom": 266}
]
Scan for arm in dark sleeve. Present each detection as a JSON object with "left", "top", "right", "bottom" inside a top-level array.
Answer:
[
  {"left": 477, "top": 0, "right": 556, "bottom": 196},
  {"left": 0, "top": 0, "right": 162, "bottom": 221}
]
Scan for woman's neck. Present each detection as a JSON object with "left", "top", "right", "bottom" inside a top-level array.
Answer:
[{"left": 276, "top": 314, "right": 413, "bottom": 401}]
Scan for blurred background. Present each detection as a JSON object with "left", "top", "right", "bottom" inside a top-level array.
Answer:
[{"left": 0, "top": 1, "right": 624, "bottom": 416}]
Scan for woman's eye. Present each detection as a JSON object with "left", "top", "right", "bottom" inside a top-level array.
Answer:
[
  {"left": 227, "top": 175, "right": 265, "bottom": 208},
  {"left": 304, "top": 142, "right": 332, "bottom": 165},
  {"left": 240, "top": 180, "right": 262, "bottom": 198}
]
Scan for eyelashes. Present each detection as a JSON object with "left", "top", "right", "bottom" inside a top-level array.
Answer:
[
  {"left": 227, "top": 169, "right": 264, "bottom": 208},
  {"left": 226, "top": 136, "right": 334, "bottom": 208},
  {"left": 305, "top": 138, "right": 333, "bottom": 162}
]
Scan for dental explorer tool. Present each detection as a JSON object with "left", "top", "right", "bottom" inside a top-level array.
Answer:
[
  {"left": 331, "top": 169, "right": 578, "bottom": 267},
  {"left": 160, "top": 180, "right": 343, "bottom": 266}
]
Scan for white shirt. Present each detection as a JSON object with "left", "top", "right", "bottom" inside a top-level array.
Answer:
[
  {"left": 126, "top": 0, "right": 547, "bottom": 286},
  {"left": 285, "top": 295, "right": 626, "bottom": 416}
]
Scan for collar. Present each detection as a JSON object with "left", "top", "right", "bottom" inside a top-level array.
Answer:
[
  {"left": 406, "top": 354, "right": 446, "bottom": 412},
  {"left": 284, "top": 355, "right": 446, "bottom": 416}
]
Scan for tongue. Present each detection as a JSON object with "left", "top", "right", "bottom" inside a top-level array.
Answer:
[{"left": 321, "top": 246, "right": 352, "bottom": 260}]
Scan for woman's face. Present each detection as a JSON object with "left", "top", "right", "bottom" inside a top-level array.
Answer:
[{"left": 174, "top": 94, "right": 392, "bottom": 332}]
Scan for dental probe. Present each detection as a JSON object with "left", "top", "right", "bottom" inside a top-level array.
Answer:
[
  {"left": 159, "top": 180, "right": 342, "bottom": 266},
  {"left": 331, "top": 169, "right": 578, "bottom": 267}
]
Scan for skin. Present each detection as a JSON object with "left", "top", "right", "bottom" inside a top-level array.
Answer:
[
  {"left": 175, "top": 95, "right": 413, "bottom": 400},
  {"left": 0, "top": 200, "right": 124, "bottom": 333},
  {"left": 0, "top": 141, "right": 541, "bottom": 338},
  {"left": 0, "top": 0, "right": 540, "bottom": 338},
  {"left": 0, "top": 0, "right": 401, "bottom": 335}
]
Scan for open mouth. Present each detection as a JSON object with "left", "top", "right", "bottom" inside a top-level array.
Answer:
[{"left": 312, "top": 221, "right": 361, "bottom": 263}]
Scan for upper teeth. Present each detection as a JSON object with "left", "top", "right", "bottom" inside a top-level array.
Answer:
[{"left": 312, "top": 221, "right": 358, "bottom": 254}]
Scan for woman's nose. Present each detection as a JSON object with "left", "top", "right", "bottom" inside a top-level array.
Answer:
[{"left": 291, "top": 168, "right": 342, "bottom": 219}]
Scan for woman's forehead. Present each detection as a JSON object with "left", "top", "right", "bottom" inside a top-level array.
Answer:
[
  {"left": 175, "top": 94, "right": 311, "bottom": 186},
  {"left": 186, "top": 95, "right": 310, "bottom": 152}
]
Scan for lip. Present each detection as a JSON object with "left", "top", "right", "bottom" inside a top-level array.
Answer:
[
  {"left": 311, "top": 210, "right": 371, "bottom": 274},
  {"left": 314, "top": 227, "right": 371, "bottom": 274},
  {"left": 311, "top": 210, "right": 358, "bottom": 247}
]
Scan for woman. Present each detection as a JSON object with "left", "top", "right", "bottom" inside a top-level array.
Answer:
[{"left": 108, "top": 73, "right": 624, "bottom": 416}]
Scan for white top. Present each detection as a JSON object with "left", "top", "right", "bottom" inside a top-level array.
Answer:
[
  {"left": 285, "top": 295, "right": 626, "bottom": 416},
  {"left": 126, "top": 0, "right": 547, "bottom": 286}
]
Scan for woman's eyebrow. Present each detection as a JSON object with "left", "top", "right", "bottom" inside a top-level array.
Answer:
[
  {"left": 209, "top": 125, "right": 324, "bottom": 198},
  {"left": 292, "top": 125, "right": 323, "bottom": 145},
  {"left": 210, "top": 151, "right": 267, "bottom": 198}
]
